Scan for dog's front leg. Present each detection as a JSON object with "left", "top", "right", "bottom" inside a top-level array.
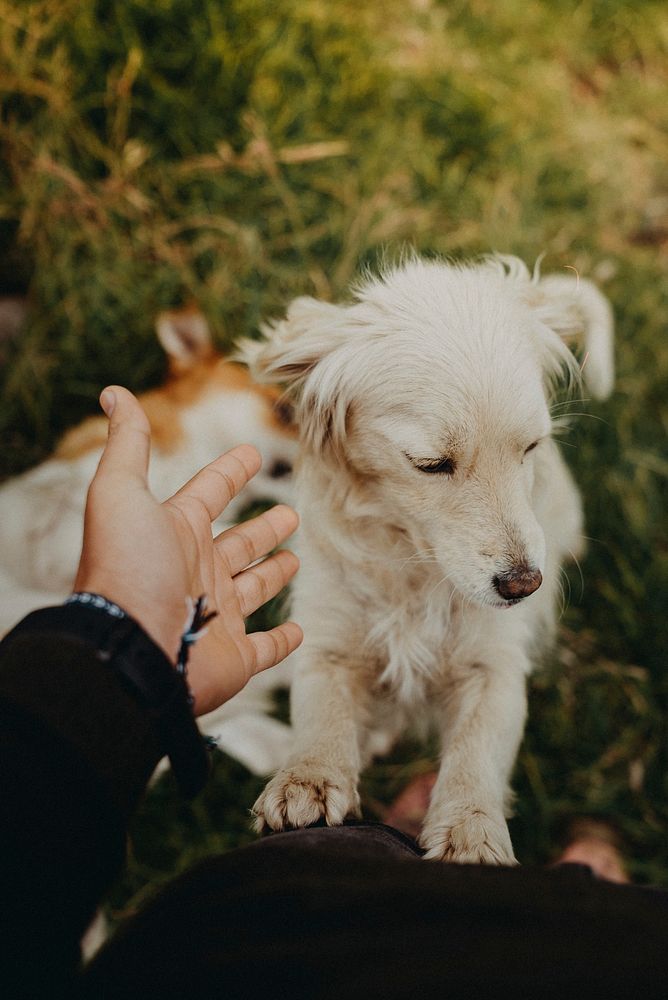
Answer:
[
  {"left": 252, "top": 653, "right": 369, "bottom": 832},
  {"left": 420, "top": 654, "right": 528, "bottom": 865}
]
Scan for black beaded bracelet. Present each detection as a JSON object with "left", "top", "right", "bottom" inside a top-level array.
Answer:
[{"left": 13, "top": 600, "right": 211, "bottom": 798}]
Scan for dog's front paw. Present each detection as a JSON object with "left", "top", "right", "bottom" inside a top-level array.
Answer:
[
  {"left": 252, "top": 760, "right": 361, "bottom": 833},
  {"left": 420, "top": 806, "right": 516, "bottom": 865}
]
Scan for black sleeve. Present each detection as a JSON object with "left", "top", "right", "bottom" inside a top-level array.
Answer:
[{"left": 0, "top": 606, "right": 170, "bottom": 996}]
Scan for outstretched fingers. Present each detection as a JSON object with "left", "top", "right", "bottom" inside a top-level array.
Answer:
[
  {"left": 233, "top": 549, "right": 300, "bottom": 617},
  {"left": 247, "top": 621, "right": 303, "bottom": 675},
  {"left": 216, "top": 504, "right": 299, "bottom": 575},
  {"left": 168, "top": 445, "right": 262, "bottom": 522}
]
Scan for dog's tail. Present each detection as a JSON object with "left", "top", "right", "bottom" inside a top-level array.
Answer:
[{"left": 532, "top": 272, "right": 615, "bottom": 401}]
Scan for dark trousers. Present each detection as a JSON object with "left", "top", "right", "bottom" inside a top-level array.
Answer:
[{"left": 84, "top": 822, "right": 668, "bottom": 999}]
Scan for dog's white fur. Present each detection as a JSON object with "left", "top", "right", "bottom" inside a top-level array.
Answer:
[
  {"left": 246, "top": 255, "right": 614, "bottom": 863},
  {"left": 0, "top": 308, "right": 298, "bottom": 775}
]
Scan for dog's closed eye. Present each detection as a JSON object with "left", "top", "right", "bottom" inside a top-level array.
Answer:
[
  {"left": 523, "top": 440, "right": 540, "bottom": 456},
  {"left": 408, "top": 455, "right": 457, "bottom": 476}
]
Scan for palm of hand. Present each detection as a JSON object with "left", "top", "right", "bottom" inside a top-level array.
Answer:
[
  {"left": 76, "top": 388, "right": 301, "bottom": 718},
  {"left": 165, "top": 495, "right": 261, "bottom": 714}
]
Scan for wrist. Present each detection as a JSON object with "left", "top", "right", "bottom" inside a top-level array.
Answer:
[
  {"left": 66, "top": 592, "right": 209, "bottom": 796},
  {"left": 72, "top": 574, "right": 183, "bottom": 664},
  {"left": 12, "top": 601, "right": 210, "bottom": 797}
]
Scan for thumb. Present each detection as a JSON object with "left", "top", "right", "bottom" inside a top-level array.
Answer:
[{"left": 95, "top": 385, "right": 151, "bottom": 483}]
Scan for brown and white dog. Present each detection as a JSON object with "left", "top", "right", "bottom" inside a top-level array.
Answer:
[
  {"left": 247, "top": 255, "right": 614, "bottom": 863},
  {"left": 0, "top": 307, "right": 298, "bottom": 774}
]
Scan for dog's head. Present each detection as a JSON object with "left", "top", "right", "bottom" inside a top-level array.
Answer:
[
  {"left": 241, "top": 257, "right": 613, "bottom": 608},
  {"left": 153, "top": 306, "right": 298, "bottom": 506}
]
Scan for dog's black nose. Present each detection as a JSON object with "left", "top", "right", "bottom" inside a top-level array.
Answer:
[{"left": 494, "top": 566, "right": 543, "bottom": 601}]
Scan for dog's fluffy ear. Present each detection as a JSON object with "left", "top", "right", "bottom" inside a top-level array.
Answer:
[
  {"left": 238, "top": 297, "right": 347, "bottom": 383},
  {"left": 527, "top": 273, "right": 615, "bottom": 401},
  {"left": 156, "top": 306, "right": 214, "bottom": 373},
  {"left": 237, "top": 297, "right": 352, "bottom": 452}
]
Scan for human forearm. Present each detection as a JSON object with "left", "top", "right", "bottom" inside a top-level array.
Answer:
[{"left": 0, "top": 605, "right": 169, "bottom": 991}]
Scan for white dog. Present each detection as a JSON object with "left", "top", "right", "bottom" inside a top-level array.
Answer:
[
  {"left": 246, "top": 255, "right": 614, "bottom": 864},
  {"left": 0, "top": 307, "right": 299, "bottom": 775}
]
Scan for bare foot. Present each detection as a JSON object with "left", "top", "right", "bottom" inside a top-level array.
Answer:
[
  {"left": 383, "top": 772, "right": 436, "bottom": 839},
  {"left": 554, "top": 819, "right": 629, "bottom": 884}
]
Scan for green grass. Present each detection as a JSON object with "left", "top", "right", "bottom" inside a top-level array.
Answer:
[{"left": 1, "top": 0, "right": 667, "bottom": 902}]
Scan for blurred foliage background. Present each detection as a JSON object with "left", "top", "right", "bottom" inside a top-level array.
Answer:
[{"left": 1, "top": 0, "right": 667, "bottom": 909}]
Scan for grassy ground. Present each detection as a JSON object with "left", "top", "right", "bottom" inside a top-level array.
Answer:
[{"left": 1, "top": 0, "right": 667, "bottom": 907}]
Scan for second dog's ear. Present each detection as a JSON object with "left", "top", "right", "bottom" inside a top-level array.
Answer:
[
  {"left": 528, "top": 274, "right": 615, "bottom": 401},
  {"left": 156, "top": 306, "right": 214, "bottom": 373}
]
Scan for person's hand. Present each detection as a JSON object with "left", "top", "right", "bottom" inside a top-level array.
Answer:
[{"left": 74, "top": 385, "right": 303, "bottom": 715}]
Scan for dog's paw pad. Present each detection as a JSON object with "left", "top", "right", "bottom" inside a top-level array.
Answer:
[
  {"left": 252, "top": 764, "right": 360, "bottom": 832},
  {"left": 420, "top": 809, "right": 516, "bottom": 866}
]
